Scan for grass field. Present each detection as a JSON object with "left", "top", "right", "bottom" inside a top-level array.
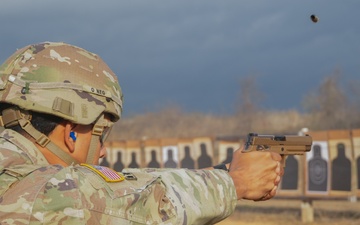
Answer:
[{"left": 217, "top": 199, "right": 360, "bottom": 225}]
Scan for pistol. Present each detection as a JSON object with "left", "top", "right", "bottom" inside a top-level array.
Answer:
[{"left": 242, "top": 133, "right": 312, "bottom": 167}]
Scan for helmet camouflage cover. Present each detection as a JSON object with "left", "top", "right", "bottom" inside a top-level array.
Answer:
[{"left": 0, "top": 42, "right": 123, "bottom": 124}]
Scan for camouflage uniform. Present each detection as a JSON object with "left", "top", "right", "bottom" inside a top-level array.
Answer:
[
  {"left": 0, "top": 42, "right": 237, "bottom": 224},
  {"left": 0, "top": 129, "right": 237, "bottom": 224}
]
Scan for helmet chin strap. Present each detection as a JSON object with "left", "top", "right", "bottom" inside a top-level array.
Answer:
[
  {"left": 0, "top": 107, "right": 79, "bottom": 165},
  {"left": 86, "top": 114, "right": 108, "bottom": 164},
  {"left": 18, "top": 117, "right": 80, "bottom": 165},
  {"left": 1, "top": 107, "right": 108, "bottom": 166}
]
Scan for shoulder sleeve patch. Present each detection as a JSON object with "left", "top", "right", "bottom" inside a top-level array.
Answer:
[{"left": 80, "top": 163, "right": 124, "bottom": 183}]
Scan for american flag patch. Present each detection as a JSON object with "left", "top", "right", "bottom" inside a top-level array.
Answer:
[{"left": 81, "top": 163, "right": 125, "bottom": 183}]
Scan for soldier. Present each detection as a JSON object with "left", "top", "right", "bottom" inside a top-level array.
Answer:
[{"left": 0, "top": 42, "right": 282, "bottom": 224}]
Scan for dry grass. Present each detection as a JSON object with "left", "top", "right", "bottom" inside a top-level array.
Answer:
[
  {"left": 217, "top": 199, "right": 360, "bottom": 225},
  {"left": 112, "top": 108, "right": 307, "bottom": 141}
]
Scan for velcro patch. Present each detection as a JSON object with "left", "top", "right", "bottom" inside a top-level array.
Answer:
[{"left": 81, "top": 163, "right": 125, "bottom": 183}]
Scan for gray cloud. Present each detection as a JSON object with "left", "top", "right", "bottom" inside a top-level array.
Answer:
[{"left": 1, "top": 0, "right": 359, "bottom": 115}]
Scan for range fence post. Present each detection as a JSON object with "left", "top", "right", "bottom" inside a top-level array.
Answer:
[{"left": 301, "top": 199, "right": 314, "bottom": 223}]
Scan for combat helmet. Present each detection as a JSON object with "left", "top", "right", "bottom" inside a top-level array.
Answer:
[{"left": 0, "top": 42, "right": 123, "bottom": 165}]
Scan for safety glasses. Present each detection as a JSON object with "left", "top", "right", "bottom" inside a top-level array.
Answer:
[
  {"left": 100, "top": 125, "right": 113, "bottom": 146},
  {"left": 92, "top": 114, "right": 114, "bottom": 146}
]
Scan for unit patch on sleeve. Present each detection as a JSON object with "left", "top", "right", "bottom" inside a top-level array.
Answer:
[{"left": 81, "top": 163, "right": 125, "bottom": 183}]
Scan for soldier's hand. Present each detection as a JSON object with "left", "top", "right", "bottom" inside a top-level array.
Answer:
[{"left": 228, "top": 145, "right": 282, "bottom": 201}]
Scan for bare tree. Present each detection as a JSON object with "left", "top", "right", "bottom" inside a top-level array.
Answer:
[
  {"left": 235, "top": 75, "right": 265, "bottom": 133},
  {"left": 302, "top": 69, "right": 350, "bottom": 130},
  {"left": 348, "top": 79, "right": 360, "bottom": 127}
]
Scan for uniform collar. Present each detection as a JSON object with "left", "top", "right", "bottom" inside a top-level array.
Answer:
[{"left": 0, "top": 129, "right": 49, "bottom": 165}]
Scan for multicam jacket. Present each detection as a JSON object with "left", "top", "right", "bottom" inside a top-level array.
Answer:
[{"left": 0, "top": 129, "right": 237, "bottom": 225}]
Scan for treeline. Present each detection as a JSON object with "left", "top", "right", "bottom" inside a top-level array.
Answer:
[{"left": 109, "top": 70, "right": 360, "bottom": 141}]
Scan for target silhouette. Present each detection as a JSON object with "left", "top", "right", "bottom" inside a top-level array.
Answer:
[{"left": 307, "top": 143, "right": 329, "bottom": 193}]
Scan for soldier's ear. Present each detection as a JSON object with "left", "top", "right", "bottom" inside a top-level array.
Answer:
[{"left": 64, "top": 123, "right": 76, "bottom": 153}]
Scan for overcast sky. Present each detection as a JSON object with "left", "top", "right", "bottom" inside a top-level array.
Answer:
[{"left": 1, "top": 1, "right": 359, "bottom": 116}]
